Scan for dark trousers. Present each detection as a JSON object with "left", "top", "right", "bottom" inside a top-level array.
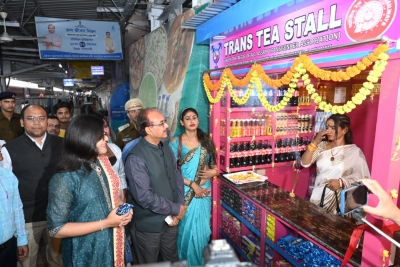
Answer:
[
  {"left": 0, "top": 237, "right": 17, "bottom": 267},
  {"left": 131, "top": 225, "right": 179, "bottom": 264}
]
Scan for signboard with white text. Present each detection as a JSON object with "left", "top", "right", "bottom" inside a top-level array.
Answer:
[{"left": 35, "top": 17, "right": 123, "bottom": 60}]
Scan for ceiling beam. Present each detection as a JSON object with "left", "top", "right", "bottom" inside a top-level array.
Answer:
[
  {"left": 1, "top": 64, "right": 50, "bottom": 77},
  {"left": 2, "top": 51, "right": 39, "bottom": 57},
  {"left": 157, "top": 0, "right": 186, "bottom": 23},
  {"left": 2, "top": 57, "right": 42, "bottom": 64},
  {"left": 1, "top": 46, "right": 39, "bottom": 52},
  {"left": 120, "top": 0, "right": 139, "bottom": 28}
]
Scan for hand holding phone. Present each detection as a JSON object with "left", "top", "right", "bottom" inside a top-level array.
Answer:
[
  {"left": 340, "top": 182, "right": 368, "bottom": 215},
  {"left": 116, "top": 203, "right": 134, "bottom": 216}
]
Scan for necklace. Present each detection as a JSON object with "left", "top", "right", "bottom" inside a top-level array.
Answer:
[{"left": 330, "top": 145, "right": 344, "bottom": 161}]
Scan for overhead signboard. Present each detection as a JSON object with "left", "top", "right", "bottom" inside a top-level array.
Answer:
[
  {"left": 91, "top": 66, "right": 104, "bottom": 75},
  {"left": 63, "top": 79, "right": 74, "bottom": 87},
  {"left": 35, "top": 17, "right": 123, "bottom": 60},
  {"left": 210, "top": 0, "right": 399, "bottom": 69}
]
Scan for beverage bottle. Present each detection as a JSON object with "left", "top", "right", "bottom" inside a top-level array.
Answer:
[
  {"left": 293, "top": 88, "right": 299, "bottom": 106},
  {"left": 274, "top": 141, "right": 280, "bottom": 163},
  {"left": 220, "top": 119, "right": 225, "bottom": 137},
  {"left": 236, "top": 142, "right": 242, "bottom": 168},
  {"left": 237, "top": 120, "right": 242, "bottom": 137},
  {"left": 266, "top": 115, "right": 273, "bottom": 136},
  {"left": 283, "top": 138, "right": 290, "bottom": 162},
  {"left": 221, "top": 90, "right": 226, "bottom": 107},
  {"left": 231, "top": 89, "right": 236, "bottom": 108},
  {"left": 255, "top": 119, "right": 260, "bottom": 136},
  {"left": 229, "top": 120, "right": 234, "bottom": 137},
  {"left": 266, "top": 140, "right": 272, "bottom": 164}
]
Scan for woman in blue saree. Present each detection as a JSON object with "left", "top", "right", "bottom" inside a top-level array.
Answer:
[{"left": 169, "top": 108, "right": 218, "bottom": 266}]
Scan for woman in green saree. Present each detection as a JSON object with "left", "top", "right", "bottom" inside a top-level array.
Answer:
[{"left": 169, "top": 108, "right": 218, "bottom": 266}]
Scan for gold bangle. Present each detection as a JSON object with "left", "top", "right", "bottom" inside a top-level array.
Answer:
[
  {"left": 307, "top": 144, "right": 317, "bottom": 152},
  {"left": 309, "top": 142, "right": 317, "bottom": 149}
]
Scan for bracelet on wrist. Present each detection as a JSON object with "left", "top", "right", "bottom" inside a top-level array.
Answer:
[
  {"left": 309, "top": 142, "right": 318, "bottom": 149},
  {"left": 100, "top": 219, "right": 103, "bottom": 231},
  {"left": 339, "top": 178, "right": 344, "bottom": 188},
  {"left": 307, "top": 144, "right": 317, "bottom": 152}
]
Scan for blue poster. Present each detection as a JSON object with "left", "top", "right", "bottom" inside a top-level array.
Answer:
[
  {"left": 109, "top": 82, "right": 130, "bottom": 134},
  {"left": 35, "top": 17, "right": 123, "bottom": 60}
]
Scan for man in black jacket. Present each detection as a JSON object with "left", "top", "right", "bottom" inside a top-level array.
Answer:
[
  {"left": 125, "top": 108, "right": 186, "bottom": 264},
  {"left": 2, "top": 105, "right": 63, "bottom": 267}
]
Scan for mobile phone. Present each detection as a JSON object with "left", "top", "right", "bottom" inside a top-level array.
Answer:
[
  {"left": 165, "top": 215, "right": 174, "bottom": 225},
  {"left": 340, "top": 183, "right": 368, "bottom": 215},
  {"left": 116, "top": 203, "right": 134, "bottom": 216},
  {"left": 203, "top": 188, "right": 211, "bottom": 197}
]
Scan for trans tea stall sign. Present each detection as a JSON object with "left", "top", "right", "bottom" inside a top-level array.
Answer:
[
  {"left": 35, "top": 17, "right": 123, "bottom": 60},
  {"left": 210, "top": 0, "right": 398, "bottom": 69}
]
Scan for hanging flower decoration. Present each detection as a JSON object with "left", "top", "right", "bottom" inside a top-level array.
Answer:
[
  {"left": 255, "top": 60, "right": 303, "bottom": 112},
  {"left": 299, "top": 48, "right": 389, "bottom": 114},
  {"left": 298, "top": 44, "right": 388, "bottom": 82},
  {"left": 202, "top": 43, "right": 390, "bottom": 114}
]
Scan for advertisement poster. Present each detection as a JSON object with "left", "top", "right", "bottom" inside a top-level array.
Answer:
[
  {"left": 109, "top": 82, "right": 130, "bottom": 134},
  {"left": 210, "top": 0, "right": 398, "bottom": 69},
  {"left": 35, "top": 17, "right": 123, "bottom": 60},
  {"left": 129, "top": 10, "right": 195, "bottom": 135}
]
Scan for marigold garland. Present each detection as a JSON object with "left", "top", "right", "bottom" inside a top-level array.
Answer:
[
  {"left": 300, "top": 50, "right": 389, "bottom": 114},
  {"left": 203, "top": 43, "right": 390, "bottom": 114}
]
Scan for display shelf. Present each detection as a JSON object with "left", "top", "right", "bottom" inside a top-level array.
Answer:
[
  {"left": 218, "top": 177, "right": 362, "bottom": 266},
  {"left": 222, "top": 164, "right": 274, "bottom": 173},
  {"left": 219, "top": 230, "right": 251, "bottom": 262},
  {"left": 221, "top": 201, "right": 261, "bottom": 237},
  {"left": 224, "top": 136, "right": 274, "bottom": 142},
  {"left": 265, "top": 238, "right": 302, "bottom": 267},
  {"left": 220, "top": 106, "right": 316, "bottom": 113}
]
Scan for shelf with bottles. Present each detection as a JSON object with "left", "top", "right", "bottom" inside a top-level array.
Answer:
[{"left": 219, "top": 139, "right": 274, "bottom": 172}]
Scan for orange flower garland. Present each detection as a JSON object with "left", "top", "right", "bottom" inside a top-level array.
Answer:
[{"left": 203, "top": 43, "right": 390, "bottom": 113}]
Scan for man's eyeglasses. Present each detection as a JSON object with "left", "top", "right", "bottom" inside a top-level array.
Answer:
[
  {"left": 148, "top": 120, "right": 167, "bottom": 127},
  {"left": 127, "top": 109, "right": 142, "bottom": 114},
  {"left": 25, "top": 116, "right": 47, "bottom": 122}
]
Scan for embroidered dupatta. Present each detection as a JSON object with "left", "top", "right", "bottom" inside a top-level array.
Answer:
[{"left": 96, "top": 155, "right": 125, "bottom": 267}]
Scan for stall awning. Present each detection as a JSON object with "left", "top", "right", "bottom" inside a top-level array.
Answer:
[
  {"left": 185, "top": 0, "right": 292, "bottom": 44},
  {"left": 181, "top": 0, "right": 238, "bottom": 30}
]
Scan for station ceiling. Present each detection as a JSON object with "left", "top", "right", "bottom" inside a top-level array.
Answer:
[{"left": 0, "top": 0, "right": 193, "bottom": 91}]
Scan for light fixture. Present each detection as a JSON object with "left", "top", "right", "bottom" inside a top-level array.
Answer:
[
  {"left": 96, "top": 7, "right": 124, "bottom": 13},
  {"left": 213, "top": 35, "right": 226, "bottom": 40},
  {"left": 59, "top": 63, "right": 62, "bottom": 68}
]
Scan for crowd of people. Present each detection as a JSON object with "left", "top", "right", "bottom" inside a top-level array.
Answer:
[
  {"left": 0, "top": 92, "right": 217, "bottom": 267},
  {"left": 1, "top": 90, "right": 399, "bottom": 267}
]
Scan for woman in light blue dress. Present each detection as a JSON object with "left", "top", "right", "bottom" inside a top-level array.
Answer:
[{"left": 169, "top": 108, "right": 218, "bottom": 266}]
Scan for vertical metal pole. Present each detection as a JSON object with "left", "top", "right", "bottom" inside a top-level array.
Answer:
[{"left": 0, "top": 45, "right": 6, "bottom": 92}]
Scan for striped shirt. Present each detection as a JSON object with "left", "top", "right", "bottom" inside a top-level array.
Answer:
[{"left": 0, "top": 167, "right": 28, "bottom": 246}]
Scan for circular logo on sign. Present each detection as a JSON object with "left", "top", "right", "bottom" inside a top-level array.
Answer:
[{"left": 345, "top": 0, "right": 397, "bottom": 41}]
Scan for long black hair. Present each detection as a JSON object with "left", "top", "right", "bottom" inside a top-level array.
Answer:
[
  {"left": 180, "top": 108, "right": 217, "bottom": 164},
  {"left": 56, "top": 115, "right": 105, "bottom": 173},
  {"left": 326, "top": 114, "right": 353, "bottom": 144}
]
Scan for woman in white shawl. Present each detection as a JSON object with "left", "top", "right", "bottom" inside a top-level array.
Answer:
[{"left": 301, "top": 114, "right": 370, "bottom": 214}]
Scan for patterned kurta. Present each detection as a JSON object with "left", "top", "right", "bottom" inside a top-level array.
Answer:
[{"left": 47, "top": 164, "right": 114, "bottom": 267}]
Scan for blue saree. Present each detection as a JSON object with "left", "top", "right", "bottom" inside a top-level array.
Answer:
[{"left": 170, "top": 138, "right": 212, "bottom": 266}]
